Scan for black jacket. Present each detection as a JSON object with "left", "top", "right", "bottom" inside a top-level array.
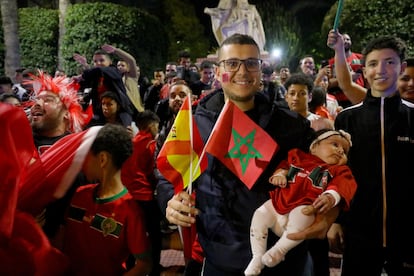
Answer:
[
  {"left": 81, "top": 66, "right": 134, "bottom": 127},
  {"left": 335, "top": 90, "right": 414, "bottom": 273},
  {"left": 157, "top": 90, "right": 314, "bottom": 274}
]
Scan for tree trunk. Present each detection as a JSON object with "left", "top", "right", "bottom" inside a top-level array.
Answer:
[
  {"left": 57, "top": 0, "right": 70, "bottom": 71},
  {"left": 1, "top": 0, "right": 21, "bottom": 80}
]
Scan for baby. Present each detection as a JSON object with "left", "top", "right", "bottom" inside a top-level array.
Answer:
[{"left": 245, "top": 129, "right": 357, "bottom": 276}]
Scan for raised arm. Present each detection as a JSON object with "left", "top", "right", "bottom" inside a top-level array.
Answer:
[
  {"left": 327, "top": 30, "right": 367, "bottom": 104},
  {"left": 73, "top": 53, "right": 90, "bottom": 70},
  {"left": 101, "top": 44, "right": 138, "bottom": 78}
]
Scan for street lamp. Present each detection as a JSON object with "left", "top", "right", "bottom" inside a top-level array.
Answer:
[{"left": 271, "top": 48, "right": 282, "bottom": 60}]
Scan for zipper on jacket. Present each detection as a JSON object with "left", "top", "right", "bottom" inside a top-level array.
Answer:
[{"left": 380, "top": 97, "right": 387, "bottom": 247}]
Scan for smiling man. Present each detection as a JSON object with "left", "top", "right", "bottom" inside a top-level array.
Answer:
[
  {"left": 29, "top": 71, "right": 88, "bottom": 241},
  {"left": 157, "top": 33, "right": 340, "bottom": 276}
]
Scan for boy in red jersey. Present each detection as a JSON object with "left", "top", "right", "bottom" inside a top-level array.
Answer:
[
  {"left": 121, "top": 110, "right": 163, "bottom": 275},
  {"left": 63, "top": 124, "right": 152, "bottom": 275}
]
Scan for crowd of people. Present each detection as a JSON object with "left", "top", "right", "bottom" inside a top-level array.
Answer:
[{"left": 1, "top": 28, "right": 414, "bottom": 276}]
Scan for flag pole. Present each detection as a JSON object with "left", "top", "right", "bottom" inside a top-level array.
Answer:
[
  {"left": 327, "top": 0, "right": 344, "bottom": 47},
  {"left": 333, "top": 0, "right": 344, "bottom": 31},
  {"left": 188, "top": 95, "right": 194, "bottom": 194},
  {"left": 190, "top": 100, "right": 230, "bottom": 186}
]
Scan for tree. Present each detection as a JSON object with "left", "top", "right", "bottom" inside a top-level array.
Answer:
[
  {"left": 19, "top": 7, "right": 59, "bottom": 74},
  {"left": 321, "top": 0, "right": 414, "bottom": 58},
  {"left": 289, "top": 0, "right": 336, "bottom": 61},
  {"left": 1, "top": 0, "right": 21, "bottom": 78},
  {"left": 57, "top": 0, "right": 70, "bottom": 70},
  {"left": 256, "top": 2, "right": 302, "bottom": 71},
  {"left": 61, "top": 3, "right": 166, "bottom": 75},
  {"left": 162, "top": 0, "right": 211, "bottom": 61}
]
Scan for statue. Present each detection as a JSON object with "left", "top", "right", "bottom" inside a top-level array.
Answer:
[{"left": 204, "top": 0, "right": 266, "bottom": 51}]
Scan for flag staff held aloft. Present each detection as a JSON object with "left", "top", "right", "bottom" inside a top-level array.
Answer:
[{"left": 333, "top": 0, "right": 344, "bottom": 31}]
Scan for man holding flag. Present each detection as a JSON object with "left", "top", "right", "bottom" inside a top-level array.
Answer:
[{"left": 157, "top": 33, "right": 340, "bottom": 275}]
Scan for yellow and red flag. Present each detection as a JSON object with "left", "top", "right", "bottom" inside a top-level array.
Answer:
[
  {"left": 205, "top": 101, "right": 278, "bottom": 189},
  {"left": 156, "top": 96, "right": 207, "bottom": 194}
]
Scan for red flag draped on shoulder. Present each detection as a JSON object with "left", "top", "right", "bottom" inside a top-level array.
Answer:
[
  {"left": 205, "top": 101, "right": 278, "bottom": 189},
  {"left": 0, "top": 103, "right": 74, "bottom": 275},
  {"left": 156, "top": 96, "right": 207, "bottom": 194}
]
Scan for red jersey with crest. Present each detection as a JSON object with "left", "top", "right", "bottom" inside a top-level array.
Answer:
[
  {"left": 270, "top": 148, "right": 356, "bottom": 215},
  {"left": 63, "top": 184, "right": 150, "bottom": 275}
]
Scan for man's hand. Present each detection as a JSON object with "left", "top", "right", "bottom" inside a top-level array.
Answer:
[
  {"left": 101, "top": 44, "right": 116, "bottom": 54},
  {"left": 166, "top": 191, "right": 199, "bottom": 227},
  {"left": 327, "top": 29, "right": 344, "bottom": 52},
  {"left": 287, "top": 205, "right": 339, "bottom": 240},
  {"left": 73, "top": 53, "right": 88, "bottom": 67}
]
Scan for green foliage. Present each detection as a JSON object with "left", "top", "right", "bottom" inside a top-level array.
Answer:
[
  {"left": 257, "top": 2, "right": 302, "bottom": 70},
  {"left": 321, "top": 0, "right": 414, "bottom": 58},
  {"left": 162, "top": 0, "right": 211, "bottom": 62},
  {"left": 19, "top": 7, "right": 59, "bottom": 74},
  {"left": 61, "top": 2, "right": 167, "bottom": 75}
]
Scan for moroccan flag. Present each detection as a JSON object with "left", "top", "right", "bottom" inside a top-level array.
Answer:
[
  {"left": 156, "top": 96, "right": 207, "bottom": 194},
  {"left": 18, "top": 126, "right": 103, "bottom": 215},
  {"left": 0, "top": 103, "right": 70, "bottom": 275},
  {"left": 205, "top": 101, "right": 278, "bottom": 189}
]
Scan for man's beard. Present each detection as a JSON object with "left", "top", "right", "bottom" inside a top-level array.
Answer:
[{"left": 226, "top": 92, "right": 254, "bottom": 102}]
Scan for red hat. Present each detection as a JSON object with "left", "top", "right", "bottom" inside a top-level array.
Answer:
[{"left": 26, "top": 70, "right": 88, "bottom": 132}]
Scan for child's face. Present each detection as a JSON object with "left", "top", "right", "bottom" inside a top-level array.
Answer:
[
  {"left": 101, "top": 97, "right": 119, "bottom": 120},
  {"left": 363, "top": 48, "right": 405, "bottom": 95},
  {"left": 310, "top": 135, "right": 350, "bottom": 165},
  {"left": 93, "top": 54, "right": 111, "bottom": 67},
  {"left": 285, "top": 84, "right": 310, "bottom": 115},
  {"left": 117, "top": 61, "right": 129, "bottom": 74}
]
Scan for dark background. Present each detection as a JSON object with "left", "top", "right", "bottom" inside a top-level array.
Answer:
[{"left": 191, "top": 0, "right": 337, "bottom": 48}]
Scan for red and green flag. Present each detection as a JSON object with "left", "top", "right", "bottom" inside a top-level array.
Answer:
[
  {"left": 156, "top": 96, "right": 207, "bottom": 194},
  {"left": 205, "top": 101, "right": 278, "bottom": 189}
]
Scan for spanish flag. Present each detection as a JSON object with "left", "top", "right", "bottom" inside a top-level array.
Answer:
[{"left": 156, "top": 96, "right": 207, "bottom": 194}]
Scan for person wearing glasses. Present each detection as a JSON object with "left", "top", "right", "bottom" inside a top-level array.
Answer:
[{"left": 157, "top": 33, "right": 340, "bottom": 275}]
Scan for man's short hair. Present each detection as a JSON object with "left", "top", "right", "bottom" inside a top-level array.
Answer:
[
  {"left": 199, "top": 60, "right": 214, "bottom": 70},
  {"left": 262, "top": 67, "right": 273, "bottom": 76},
  {"left": 15, "top": 68, "right": 26, "bottom": 73},
  {"left": 362, "top": 36, "right": 407, "bottom": 64},
  {"left": 135, "top": 110, "right": 160, "bottom": 130},
  {"left": 0, "top": 76, "right": 13, "bottom": 85},
  {"left": 178, "top": 50, "right": 191, "bottom": 59},
  {"left": 219, "top": 33, "right": 260, "bottom": 58},
  {"left": 22, "top": 69, "right": 37, "bottom": 78},
  {"left": 93, "top": 49, "right": 111, "bottom": 57}
]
